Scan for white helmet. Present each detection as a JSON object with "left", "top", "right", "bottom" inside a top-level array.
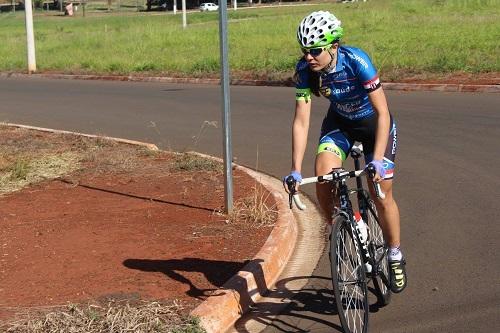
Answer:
[{"left": 297, "top": 11, "right": 344, "bottom": 48}]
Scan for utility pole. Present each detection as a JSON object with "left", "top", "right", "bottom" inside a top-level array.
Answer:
[
  {"left": 24, "top": 0, "right": 36, "bottom": 73},
  {"left": 181, "top": 0, "right": 186, "bottom": 28},
  {"left": 218, "top": 0, "right": 233, "bottom": 213}
]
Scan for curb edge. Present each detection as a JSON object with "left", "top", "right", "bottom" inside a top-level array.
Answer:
[
  {"left": 188, "top": 153, "right": 299, "bottom": 333},
  {"left": 1, "top": 122, "right": 159, "bottom": 151},
  {"left": 1, "top": 72, "right": 498, "bottom": 93}
]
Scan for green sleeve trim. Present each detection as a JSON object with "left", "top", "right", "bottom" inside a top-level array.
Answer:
[{"left": 296, "top": 88, "right": 312, "bottom": 102}]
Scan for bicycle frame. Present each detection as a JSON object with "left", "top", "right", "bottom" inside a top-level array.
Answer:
[{"left": 350, "top": 151, "right": 389, "bottom": 284}]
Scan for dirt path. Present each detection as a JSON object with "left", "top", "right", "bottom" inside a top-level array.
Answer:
[{"left": 0, "top": 125, "right": 275, "bottom": 324}]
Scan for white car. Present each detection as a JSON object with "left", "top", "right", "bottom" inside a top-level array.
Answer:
[{"left": 200, "top": 3, "right": 218, "bottom": 12}]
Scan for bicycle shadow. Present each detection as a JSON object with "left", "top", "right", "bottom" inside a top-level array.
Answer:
[
  {"left": 233, "top": 275, "right": 385, "bottom": 332},
  {"left": 123, "top": 258, "right": 384, "bottom": 332},
  {"left": 232, "top": 275, "right": 342, "bottom": 332}
]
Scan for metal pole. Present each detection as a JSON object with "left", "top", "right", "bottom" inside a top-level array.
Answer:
[
  {"left": 181, "top": 0, "right": 186, "bottom": 28},
  {"left": 24, "top": 0, "right": 36, "bottom": 73},
  {"left": 218, "top": 0, "right": 233, "bottom": 213}
]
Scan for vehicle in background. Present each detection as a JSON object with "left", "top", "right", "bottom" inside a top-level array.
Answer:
[{"left": 199, "top": 2, "right": 218, "bottom": 12}]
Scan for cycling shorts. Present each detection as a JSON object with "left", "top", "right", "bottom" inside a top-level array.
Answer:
[{"left": 317, "top": 112, "right": 398, "bottom": 180}]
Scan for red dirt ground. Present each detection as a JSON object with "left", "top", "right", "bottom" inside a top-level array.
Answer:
[{"left": 0, "top": 128, "right": 275, "bottom": 323}]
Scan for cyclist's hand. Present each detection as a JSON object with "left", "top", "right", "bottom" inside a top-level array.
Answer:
[
  {"left": 366, "top": 160, "right": 385, "bottom": 183},
  {"left": 283, "top": 171, "right": 302, "bottom": 193}
]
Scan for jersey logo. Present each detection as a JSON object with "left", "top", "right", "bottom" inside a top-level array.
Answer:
[{"left": 320, "top": 86, "right": 332, "bottom": 97}]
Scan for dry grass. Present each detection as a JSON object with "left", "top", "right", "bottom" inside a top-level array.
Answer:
[
  {"left": 0, "top": 125, "right": 166, "bottom": 194},
  {"left": 0, "top": 152, "right": 81, "bottom": 194},
  {"left": 1, "top": 301, "right": 205, "bottom": 333},
  {"left": 169, "top": 153, "right": 222, "bottom": 173},
  {"left": 228, "top": 183, "right": 277, "bottom": 227}
]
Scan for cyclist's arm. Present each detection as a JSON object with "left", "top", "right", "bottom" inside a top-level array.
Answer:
[
  {"left": 291, "top": 99, "right": 311, "bottom": 174},
  {"left": 368, "top": 87, "right": 390, "bottom": 163}
]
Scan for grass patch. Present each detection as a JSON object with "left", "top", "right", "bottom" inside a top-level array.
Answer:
[
  {"left": 2, "top": 301, "right": 206, "bottom": 333},
  {"left": 9, "top": 159, "right": 30, "bottom": 181},
  {"left": 228, "top": 183, "right": 277, "bottom": 227},
  {"left": 0, "top": 152, "right": 81, "bottom": 194},
  {"left": 0, "top": 0, "right": 498, "bottom": 79},
  {"left": 170, "top": 153, "right": 222, "bottom": 173}
]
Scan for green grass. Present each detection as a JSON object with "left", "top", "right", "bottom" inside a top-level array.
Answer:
[{"left": 0, "top": 0, "right": 498, "bottom": 80}]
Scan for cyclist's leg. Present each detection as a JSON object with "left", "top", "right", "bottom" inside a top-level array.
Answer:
[
  {"left": 365, "top": 120, "right": 407, "bottom": 293},
  {"left": 315, "top": 128, "right": 352, "bottom": 220},
  {"left": 368, "top": 178, "right": 400, "bottom": 247}
]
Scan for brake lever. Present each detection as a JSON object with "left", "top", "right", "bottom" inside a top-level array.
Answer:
[
  {"left": 366, "top": 165, "right": 386, "bottom": 200},
  {"left": 285, "top": 176, "right": 297, "bottom": 209}
]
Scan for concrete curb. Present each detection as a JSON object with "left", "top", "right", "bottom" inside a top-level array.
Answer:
[
  {"left": 1, "top": 122, "right": 160, "bottom": 151},
  {"left": 189, "top": 153, "right": 298, "bottom": 333},
  {"left": 1, "top": 72, "right": 498, "bottom": 93},
  {"left": 2, "top": 122, "right": 299, "bottom": 333}
]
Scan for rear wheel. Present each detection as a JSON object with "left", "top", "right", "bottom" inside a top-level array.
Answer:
[
  {"left": 366, "top": 200, "right": 391, "bottom": 306},
  {"left": 330, "top": 215, "right": 369, "bottom": 333}
]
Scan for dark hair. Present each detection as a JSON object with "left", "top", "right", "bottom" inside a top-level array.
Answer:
[{"left": 293, "top": 56, "right": 321, "bottom": 97}]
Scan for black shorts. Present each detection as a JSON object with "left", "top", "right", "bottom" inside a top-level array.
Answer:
[{"left": 317, "top": 112, "right": 398, "bottom": 179}]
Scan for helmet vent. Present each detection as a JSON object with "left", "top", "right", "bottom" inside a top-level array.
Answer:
[{"left": 297, "top": 11, "right": 343, "bottom": 48}]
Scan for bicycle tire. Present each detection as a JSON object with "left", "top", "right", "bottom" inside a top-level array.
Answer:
[
  {"left": 330, "top": 215, "right": 369, "bottom": 333},
  {"left": 366, "top": 200, "right": 392, "bottom": 306}
]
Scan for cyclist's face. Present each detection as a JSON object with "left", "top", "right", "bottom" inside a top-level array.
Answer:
[{"left": 303, "top": 44, "right": 338, "bottom": 71}]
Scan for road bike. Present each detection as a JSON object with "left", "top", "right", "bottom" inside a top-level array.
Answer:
[{"left": 285, "top": 144, "right": 391, "bottom": 333}]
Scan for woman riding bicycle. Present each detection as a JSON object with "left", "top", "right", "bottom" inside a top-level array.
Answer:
[{"left": 284, "top": 11, "right": 407, "bottom": 293}]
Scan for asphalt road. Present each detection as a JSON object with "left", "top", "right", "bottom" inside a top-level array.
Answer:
[{"left": 1, "top": 77, "right": 499, "bottom": 332}]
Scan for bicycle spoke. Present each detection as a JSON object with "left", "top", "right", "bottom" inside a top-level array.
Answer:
[
  {"left": 366, "top": 200, "right": 392, "bottom": 306},
  {"left": 331, "top": 218, "right": 368, "bottom": 333}
]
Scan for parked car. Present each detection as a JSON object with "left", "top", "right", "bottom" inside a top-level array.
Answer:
[{"left": 200, "top": 3, "right": 218, "bottom": 12}]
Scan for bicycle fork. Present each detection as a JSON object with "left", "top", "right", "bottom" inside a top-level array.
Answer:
[{"left": 338, "top": 178, "right": 372, "bottom": 275}]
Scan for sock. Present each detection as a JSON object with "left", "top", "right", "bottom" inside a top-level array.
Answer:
[{"left": 389, "top": 246, "right": 403, "bottom": 261}]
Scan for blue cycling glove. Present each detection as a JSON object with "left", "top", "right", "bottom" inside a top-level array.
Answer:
[
  {"left": 367, "top": 160, "right": 386, "bottom": 178},
  {"left": 283, "top": 170, "right": 302, "bottom": 184}
]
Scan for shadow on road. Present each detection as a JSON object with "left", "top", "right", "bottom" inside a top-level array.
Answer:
[{"left": 233, "top": 275, "right": 385, "bottom": 332}]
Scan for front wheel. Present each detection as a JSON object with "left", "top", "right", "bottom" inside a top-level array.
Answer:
[
  {"left": 330, "top": 215, "right": 369, "bottom": 333},
  {"left": 366, "top": 200, "right": 392, "bottom": 306}
]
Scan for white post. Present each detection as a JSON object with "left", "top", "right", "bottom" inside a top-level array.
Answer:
[
  {"left": 234, "top": 0, "right": 237, "bottom": 10},
  {"left": 181, "top": 0, "right": 186, "bottom": 28},
  {"left": 24, "top": 0, "right": 36, "bottom": 73},
  {"left": 173, "top": 0, "right": 176, "bottom": 14}
]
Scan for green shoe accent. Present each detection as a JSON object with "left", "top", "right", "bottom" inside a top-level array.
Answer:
[{"left": 389, "top": 259, "right": 407, "bottom": 293}]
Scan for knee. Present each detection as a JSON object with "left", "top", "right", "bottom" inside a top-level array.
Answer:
[{"left": 374, "top": 195, "right": 396, "bottom": 211}]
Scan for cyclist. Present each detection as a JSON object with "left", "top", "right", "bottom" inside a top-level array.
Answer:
[{"left": 284, "top": 11, "right": 407, "bottom": 293}]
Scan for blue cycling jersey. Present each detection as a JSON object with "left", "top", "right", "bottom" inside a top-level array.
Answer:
[{"left": 295, "top": 46, "right": 381, "bottom": 120}]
